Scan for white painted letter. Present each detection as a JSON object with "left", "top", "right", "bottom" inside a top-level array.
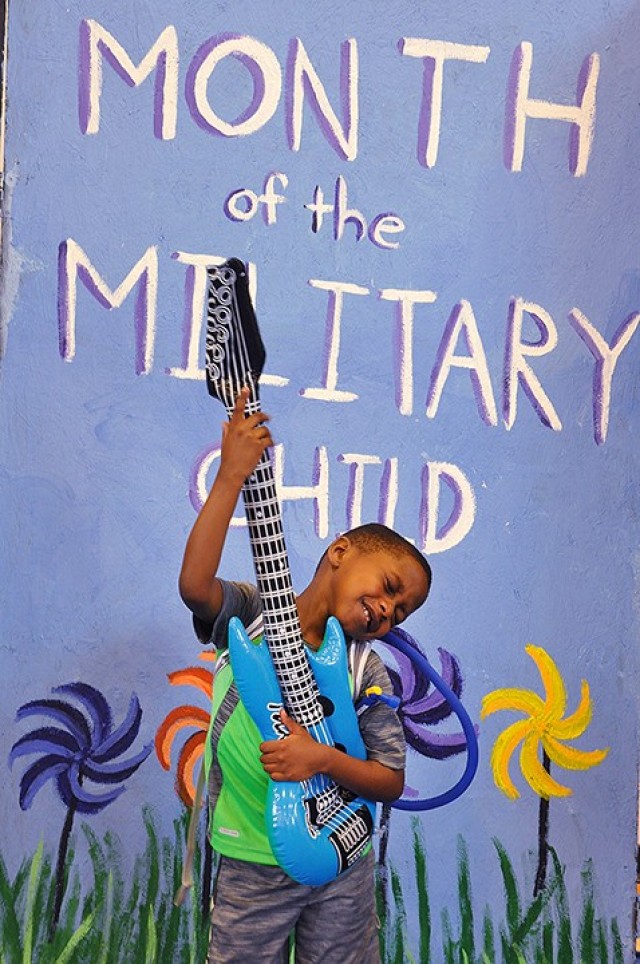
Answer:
[
  {"left": 272, "top": 444, "right": 329, "bottom": 539},
  {"left": 338, "top": 453, "right": 382, "bottom": 529},
  {"left": 569, "top": 307, "right": 640, "bottom": 444},
  {"left": 370, "top": 214, "right": 405, "bottom": 250},
  {"left": 301, "top": 279, "right": 369, "bottom": 402},
  {"left": 79, "top": 19, "right": 178, "bottom": 139},
  {"left": 379, "top": 288, "right": 438, "bottom": 416},
  {"left": 503, "top": 298, "right": 562, "bottom": 431},
  {"left": 168, "top": 253, "right": 287, "bottom": 387},
  {"left": 58, "top": 239, "right": 158, "bottom": 374},
  {"left": 400, "top": 38, "right": 490, "bottom": 168},
  {"left": 379, "top": 458, "right": 399, "bottom": 529},
  {"left": 338, "top": 454, "right": 399, "bottom": 529},
  {"left": 427, "top": 300, "right": 498, "bottom": 425},
  {"left": 192, "top": 445, "right": 246, "bottom": 527},
  {"left": 505, "top": 41, "right": 599, "bottom": 176},
  {"left": 288, "top": 38, "right": 359, "bottom": 161},
  {"left": 420, "top": 461, "right": 476, "bottom": 553},
  {"left": 188, "top": 36, "right": 281, "bottom": 136}
]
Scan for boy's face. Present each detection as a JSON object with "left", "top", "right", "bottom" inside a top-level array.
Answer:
[{"left": 326, "top": 539, "right": 430, "bottom": 641}]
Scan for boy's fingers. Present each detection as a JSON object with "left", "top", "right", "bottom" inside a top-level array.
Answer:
[
  {"left": 226, "top": 391, "right": 272, "bottom": 447},
  {"left": 254, "top": 424, "right": 272, "bottom": 442},
  {"left": 280, "top": 709, "right": 304, "bottom": 735},
  {"left": 245, "top": 410, "right": 270, "bottom": 429},
  {"left": 230, "top": 388, "right": 249, "bottom": 421}
]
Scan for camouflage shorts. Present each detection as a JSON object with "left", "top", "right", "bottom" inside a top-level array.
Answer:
[{"left": 207, "top": 850, "right": 379, "bottom": 964}]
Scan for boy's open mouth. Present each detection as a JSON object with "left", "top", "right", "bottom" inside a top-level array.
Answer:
[{"left": 362, "top": 601, "right": 377, "bottom": 633}]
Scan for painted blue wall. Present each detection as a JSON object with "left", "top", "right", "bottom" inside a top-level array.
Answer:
[{"left": 1, "top": 0, "right": 639, "bottom": 956}]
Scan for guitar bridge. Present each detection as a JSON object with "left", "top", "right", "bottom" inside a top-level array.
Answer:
[
  {"left": 304, "top": 786, "right": 342, "bottom": 836},
  {"left": 328, "top": 806, "right": 374, "bottom": 873},
  {"left": 303, "top": 788, "right": 374, "bottom": 874}
]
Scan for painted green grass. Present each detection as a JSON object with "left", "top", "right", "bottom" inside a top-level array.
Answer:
[
  {"left": 0, "top": 808, "right": 209, "bottom": 964},
  {"left": 377, "top": 818, "right": 626, "bottom": 964},
  {"left": 0, "top": 810, "right": 627, "bottom": 963}
]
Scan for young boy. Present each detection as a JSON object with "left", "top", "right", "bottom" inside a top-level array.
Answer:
[{"left": 179, "top": 390, "right": 432, "bottom": 964}]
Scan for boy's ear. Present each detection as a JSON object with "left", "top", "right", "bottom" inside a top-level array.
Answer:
[{"left": 326, "top": 535, "right": 351, "bottom": 569}]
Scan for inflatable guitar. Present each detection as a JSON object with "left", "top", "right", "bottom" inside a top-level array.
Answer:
[{"left": 204, "top": 258, "right": 375, "bottom": 886}]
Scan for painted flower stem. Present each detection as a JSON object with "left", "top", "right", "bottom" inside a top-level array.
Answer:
[
  {"left": 49, "top": 795, "right": 77, "bottom": 941},
  {"left": 534, "top": 749, "right": 551, "bottom": 897},
  {"left": 201, "top": 832, "right": 213, "bottom": 921},
  {"left": 377, "top": 802, "right": 393, "bottom": 925}
]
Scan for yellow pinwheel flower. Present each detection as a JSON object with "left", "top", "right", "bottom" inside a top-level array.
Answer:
[{"left": 481, "top": 645, "right": 609, "bottom": 800}]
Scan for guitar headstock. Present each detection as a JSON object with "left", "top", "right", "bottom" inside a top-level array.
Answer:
[{"left": 205, "top": 259, "right": 266, "bottom": 410}]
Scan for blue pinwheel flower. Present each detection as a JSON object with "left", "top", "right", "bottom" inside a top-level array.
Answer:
[
  {"left": 10, "top": 681, "right": 152, "bottom": 813},
  {"left": 9, "top": 680, "right": 153, "bottom": 936}
]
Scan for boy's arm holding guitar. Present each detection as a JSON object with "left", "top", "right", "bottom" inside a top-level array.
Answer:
[{"left": 179, "top": 389, "right": 272, "bottom": 624}]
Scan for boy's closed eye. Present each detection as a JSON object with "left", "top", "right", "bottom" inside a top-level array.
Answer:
[{"left": 384, "top": 576, "right": 407, "bottom": 625}]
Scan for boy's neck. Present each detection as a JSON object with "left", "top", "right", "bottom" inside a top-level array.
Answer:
[{"left": 296, "top": 584, "right": 328, "bottom": 651}]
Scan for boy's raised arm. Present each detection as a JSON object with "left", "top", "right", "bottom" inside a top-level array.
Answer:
[{"left": 179, "top": 389, "right": 273, "bottom": 624}]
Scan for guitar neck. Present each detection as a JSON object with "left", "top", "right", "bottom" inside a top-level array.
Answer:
[{"left": 225, "top": 392, "right": 323, "bottom": 725}]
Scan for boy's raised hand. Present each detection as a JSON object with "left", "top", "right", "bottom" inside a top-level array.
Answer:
[{"left": 220, "top": 388, "right": 273, "bottom": 484}]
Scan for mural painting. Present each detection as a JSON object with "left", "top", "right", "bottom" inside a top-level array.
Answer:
[{"left": 1, "top": 1, "right": 639, "bottom": 961}]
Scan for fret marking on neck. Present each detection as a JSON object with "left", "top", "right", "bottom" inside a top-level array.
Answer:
[{"left": 232, "top": 404, "right": 324, "bottom": 724}]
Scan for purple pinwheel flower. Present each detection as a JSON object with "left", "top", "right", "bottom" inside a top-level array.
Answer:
[
  {"left": 9, "top": 681, "right": 152, "bottom": 937},
  {"left": 382, "top": 627, "right": 470, "bottom": 763},
  {"left": 375, "top": 627, "right": 478, "bottom": 928}
]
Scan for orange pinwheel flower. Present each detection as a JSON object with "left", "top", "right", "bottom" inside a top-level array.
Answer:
[{"left": 155, "top": 654, "right": 216, "bottom": 807}]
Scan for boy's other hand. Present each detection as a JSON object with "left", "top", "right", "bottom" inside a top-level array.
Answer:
[{"left": 259, "top": 710, "right": 326, "bottom": 782}]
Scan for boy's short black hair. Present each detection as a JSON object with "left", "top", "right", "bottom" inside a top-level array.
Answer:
[
  {"left": 319, "top": 523, "right": 432, "bottom": 597},
  {"left": 345, "top": 523, "right": 432, "bottom": 594}
]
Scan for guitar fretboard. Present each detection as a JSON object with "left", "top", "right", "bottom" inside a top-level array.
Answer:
[
  {"left": 206, "top": 260, "right": 326, "bottom": 729},
  {"left": 224, "top": 395, "right": 325, "bottom": 728}
]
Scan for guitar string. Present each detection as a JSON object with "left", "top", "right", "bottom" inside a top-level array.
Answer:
[
  {"left": 210, "top": 270, "right": 371, "bottom": 839},
  {"left": 226, "top": 290, "right": 329, "bottom": 727},
  {"left": 210, "top": 293, "right": 333, "bottom": 798},
  {"left": 220, "top": 316, "right": 362, "bottom": 820},
  {"left": 220, "top": 290, "right": 355, "bottom": 818},
  {"left": 212, "top": 278, "right": 359, "bottom": 829},
  {"left": 222, "top": 278, "right": 372, "bottom": 838}
]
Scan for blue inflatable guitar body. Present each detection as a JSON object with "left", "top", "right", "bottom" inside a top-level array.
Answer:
[{"left": 205, "top": 260, "right": 374, "bottom": 886}]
